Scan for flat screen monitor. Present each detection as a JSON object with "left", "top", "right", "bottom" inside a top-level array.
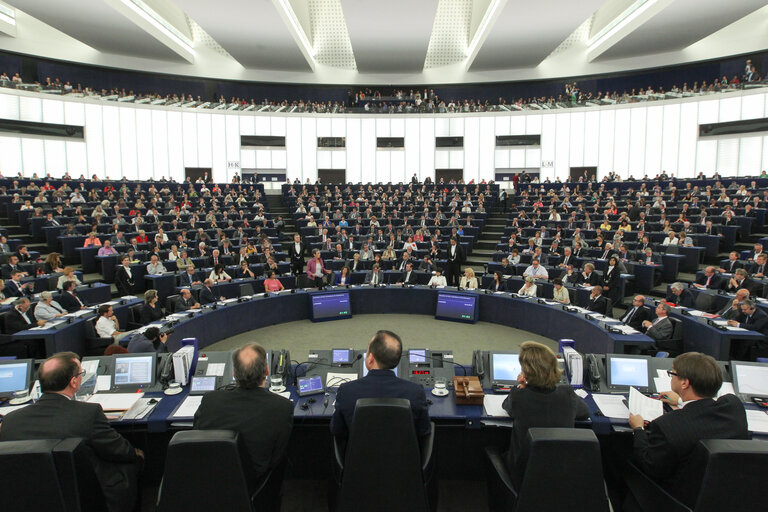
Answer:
[
  {"left": 435, "top": 293, "right": 479, "bottom": 323},
  {"left": 606, "top": 354, "right": 649, "bottom": 391},
  {"left": 409, "top": 349, "right": 427, "bottom": 365},
  {"left": 731, "top": 362, "right": 768, "bottom": 397},
  {"left": 189, "top": 376, "right": 217, "bottom": 394},
  {"left": 0, "top": 359, "right": 32, "bottom": 395},
  {"left": 112, "top": 354, "right": 156, "bottom": 389},
  {"left": 490, "top": 353, "right": 521, "bottom": 384},
  {"left": 310, "top": 292, "right": 352, "bottom": 322},
  {"left": 298, "top": 375, "right": 325, "bottom": 396},
  {"left": 332, "top": 349, "right": 351, "bottom": 364}
]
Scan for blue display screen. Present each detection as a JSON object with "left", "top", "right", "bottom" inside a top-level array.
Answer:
[
  {"left": 435, "top": 293, "right": 478, "bottom": 322},
  {"left": 0, "top": 362, "right": 29, "bottom": 394},
  {"left": 608, "top": 356, "right": 649, "bottom": 388},
  {"left": 298, "top": 375, "right": 324, "bottom": 394},
  {"left": 311, "top": 292, "right": 351, "bottom": 321}
]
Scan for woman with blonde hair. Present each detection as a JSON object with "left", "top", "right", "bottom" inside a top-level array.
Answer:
[
  {"left": 501, "top": 341, "right": 590, "bottom": 469},
  {"left": 518, "top": 276, "right": 537, "bottom": 297},
  {"left": 459, "top": 267, "right": 478, "bottom": 289}
]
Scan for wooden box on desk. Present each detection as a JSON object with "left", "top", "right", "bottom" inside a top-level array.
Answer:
[{"left": 452, "top": 376, "right": 484, "bottom": 405}]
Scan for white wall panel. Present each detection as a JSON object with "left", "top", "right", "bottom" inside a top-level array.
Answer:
[
  {"left": 225, "top": 115, "right": 240, "bottom": 175},
  {"left": 316, "top": 117, "right": 331, "bottom": 136},
  {"left": 391, "top": 149, "right": 405, "bottom": 182},
  {"left": 255, "top": 149, "right": 271, "bottom": 168},
  {"left": 301, "top": 118, "right": 317, "bottom": 182},
  {"left": 495, "top": 149, "right": 509, "bottom": 169},
  {"left": 42, "top": 99, "right": 64, "bottom": 124},
  {"left": 255, "top": 116, "right": 271, "bottom": 135},
  {"left": 102, "top": 106, "right": 122, "bottom": 178},
  {"left": 285, "top": 118, "right": 302, "bottom": 180},
  {"left": 241, "top": 149, "right": 256, "bottom": 169},
  {"left": 0, "top": 94, "right": 20, "bottom": 120},
  {"left": 645, "top": 106, "right": 663, "bottom": 175},
  {"left": 450, "top": 117, "right": 463, "bottom": 136},
  {"left": 762, "top": 136, "right": 768, "bottom": 173},
  {"left": 135, "top": 109, "right": 153, "bottom": 179},
  {"left": 613, "top": 109, "right": 630, "bottom": 178},
  {"left": 331, "top": 118, "right": 345, "bottom": 137},
  {"left": 698, "top": 100, "right": 719, "bottom": 124},
  {"left": 166, "top": 111, "right": 184, "bottom": 180},
  {"left": 435, "top": 118, "right": 449, "bottom": 137},
  {"left": 19, "top": 96, "right": 42, "bottom": 122},
  {"left": 418, "top": 120, "right": 435, "bottom": 180},
  {"left": 316, "top": 150, "right": 331, "bottom": 169},
  {"left": 628, "top": 107, "right": 647, "bottom": 176},
  {"left": 0, "top": 137, "right": 22, "bottom": 175},
  {"left": 525, "top": 148, "right": 541, "bottom": 169},
  {"left": 716, "top": 139, "right": 739, "bottom": 176},
  {"left": 331, "top": 150, "right": 345, "bottom": 170},
  {"left": 119, "top": 108, "right": 138, "bottom": 179},
  {"left": 449, "top": 150, "right": 463, "bottom": 170},
  {"left": 554, "top": 113, "right": 570, "bottom": 179},
  {"left": 598, "top": 110, "right": 614, "bottom": 176},
  {"left": 509, "top": 149, "right": 525, "bottom": 169},
  {"left": 495, "top": 116, "right": 510, "bottom": 135},
  {"left": 540, "top": 114, "right": 556, "bottom": 179},
  {"left": 239, "top": 115, "right": 255, "bottom": 135},
  {"left": 390, "top": 118, "right": 405, "bottom": 138},
  {"left": 741, "top": 94, "right": 764, "bottom": 120},
  {"left": 661, "top": 104, "right": 680, "bottom": 175},
  {"left": 510, "top": 116, "right": 525, "bottom": 135},
  {"left": 85, "top": 104, "right": 104, "bottom": 175},
  {"left": 376, "top": 150, "right": 390, "bottom": 182},
  {"left": 151, "top": 110, "right": 169, "bottom": 180},
  {"left": 196, "top": 114, "right": 213, "bottom": 168},
  {"left": 678, "top": 102, "right": 698, "bottom": 177},
  {"left": 376, "top": 118, "right": 390, "bottom": 137},
  {"left": 583, "top": 111, "right": 599, "bottom": 167},
  {"left": 43, "top": 140, "right": 66, "bottom": 174},
  {"left": 181, "top": 112, "right": 197, "bottom": 169},
  {"left": 696, "top": 140, "right": 717, "bottom": 174},
  {"left": 738, "top": 137, "right": 761, "bottom": 175},
  {"left": 404, "top": 118, "right": 420, "bottom": 180},
  {"left": 569, "top": 112, "right": 585, "bottom": 167},
  {"left": 525, "top": 115, "right": 542, "bottom": 135},
  {"left": 345, "top": 118, "right": 361, "bottom": 182},
  {"left": 718, "top": 97, "right": 741, "bottom": 123},
  {"left": 271, "top": 117, "right": 286, "bottom": 136},
  {"left": 65, "top": 141, "right": 86, "bottom": 176},
  {"left": 210, "top": 114, "right": 226, "bottom": 180},
  {"left": 478, "top": 117, "right": 495, "bottom": 180},
  {"left": 64, "top": 101, "right": 85, "bottom": 126},
  {"left": 21, "top": 138, "right": 44, "bottom": 174},
  {"left": 464, "top": 117, "right": 479, "bottom": 183},
  {"left": 434, "top": 151, "right": 449, "bottom": 169}
]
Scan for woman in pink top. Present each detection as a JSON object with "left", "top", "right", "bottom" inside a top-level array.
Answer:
[{"left": 264, "top": 271, "right": 284, "bottom": 292}]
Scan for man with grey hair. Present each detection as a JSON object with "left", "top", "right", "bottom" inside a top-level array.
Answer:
[
  {"left": 194, "top": 342, "right": 293, "bottom": 477},
  {"left": 642, "top": 302, "right": 674, "bottom": 346},
  {"left": 717, "top": 288, "right": 750, "bottom": 320},
  {"left": 668, "top": 282, "right": 695, "bottom": 309},
  {"left": 34, "top": 291, "right": 68, "bottom": 323}
]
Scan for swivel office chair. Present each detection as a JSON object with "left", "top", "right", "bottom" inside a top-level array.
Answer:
[
  {"left": 485, "top": 427, "right": 610, "bottom": 512},
  {"left": 331, "top": 398, "right": 436, "bottom": 512}
]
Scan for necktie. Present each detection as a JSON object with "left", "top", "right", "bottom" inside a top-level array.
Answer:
[
  {"left": 706, "top": 276, "right": 711, "bottom": 287},
  {"left": 52, "top": 303, "right": 63, "bottom": 313},
  {"left": 624, "top": 307, "right": 636, "bottom": 323},
  {"left": 372, "top": 274, "right": 377, "bottom": 285}
]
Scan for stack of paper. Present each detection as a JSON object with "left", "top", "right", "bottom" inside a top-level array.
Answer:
[
  {"left": 746, "top": 410, "right": 768, "bottom": 434},
  {"left": 562, "top": 347, "right": 583, "bottom": 386},
  {"left": 483, "top": 395, "right": 508, "bottom": 417},
  {"left": 592, "top": 394, "right": 629, "bottom": 419},
  {"left": 87, "top": 393, "right": 143, "bottom": 412},
  {"left": 171, "top": 395, "right": 203, "bottom": 419},
  {"left": 629, "top": 387, "right": 663, "bottom": 421}
]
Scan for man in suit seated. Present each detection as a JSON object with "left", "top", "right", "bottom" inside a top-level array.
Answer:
[
  {"left": 347, "top": 253, "right": 363, "bottom": 273},
  {"left": 330, "top": 330, "right": 430, "bottom": 439},
  {"left": 175, "top": 288, "right": 200, "bottom": 311},
  {"left": 58, "top": 280, "right": 86, "bottom": 312},
  {"left": 194, "top": 342, "right": 293, "bottom": 477},
  {"left": 587, "top": 286, "right": 611, "bottom": 315},
  {"left": 693, "top": 266, "right": 721, "bottom": 290},
  {"left": 364, "top": 263, "right": 384, "bottom": 285},
  {"left": 1, "top": 255, "right": 27, "bottom": 279},
  {"left": 559, "top": 264, "right": 579, "bottom": 285},
  {"left": 749, "top": 252, "right": 768, "bottom": 279},
  {"left": 641, "top": 303, "right": 674, "bottom": 347},
  {"left": 397, "top": 262, "right": 418, "bottom": 285},
  {"left": 668, "top": 282, "right": 696, "bottom": 308},
  {"left": 718, "top": 251, "right": 743, "bottom": 274},
  {"left": 620, "top": 295, "right": 652, "bottom": 330},
  {"left": 716, "top": 288, "right": 750, "bottom": 320},
  {"left": 4, "top": 297, "right": 42, "bottom": 333},
  {"left": 576, "top": 263, "right": 600, "bottom": 286},
  {"left": 179, "top": 264, "right": 201, "bottom": 287},
  {"left": 0, "top": 352, "right": 144, "bottom": 512},
  {"left": 727, "top": 299, "right": 768, "bottom": 359},
  {"left": 725, "top": 268, "right": 758, "bottom": 295},
  {"left": 637, "top": 248, "right": 661, "bottom": 265},
  {"left": 5, "top": 270, "right": 34, "bottom": 299},
  {"left": 628, "top": 352, "right": 748, "bottom": 508},
  {"left": 199, "top": 278, "right": 223, "bottom": 304}
]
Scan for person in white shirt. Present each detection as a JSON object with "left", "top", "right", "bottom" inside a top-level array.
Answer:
[
  {"left": 209, "top": 264, "right": 232, "bottom": 283},
  {"left": 145, "top": 255, "right": 166, "bottom": 275},
  {"left": 34, "top": 291, "right": 68, "bottom": 323},
  {"left": 662, "top": 231, "right": 679, "bottom": 246},
  {"left": 428, "top": 268, "right": 447, "bottom": 287},
  {"left": 518, "top": 276, "right": 538, "bottom": 297},
  {"left": 95, "top": 304, "right": 129, "bottom": 343},
  {"left": 523, "top": 258, "right": 549, "bottom": 279},
  {"left": 459, "top": 267, "right": 478, "bottom": 289}
]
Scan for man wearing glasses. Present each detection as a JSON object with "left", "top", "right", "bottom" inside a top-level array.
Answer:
[
  {"left": 628, "top": 352, "right": 748, "bottom": 507},
  {"left": 0, "top": 352, "right": 144, "bottom": 512}
]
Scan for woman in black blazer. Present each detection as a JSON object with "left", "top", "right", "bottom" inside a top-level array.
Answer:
[
  {"left": 487, "top": 271, "right": 505, "bottom": 292},
  {"left": 140, "top": 289, "right": 164, "bottom": 325},
  {"left": 601, "top": 256, "right": 621, "bottom": 305},
  {"left": 114, "top": 255, "right": 135, "bottom": 296}
]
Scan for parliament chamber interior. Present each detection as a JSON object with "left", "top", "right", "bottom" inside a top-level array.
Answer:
[{"left": 0, "top": 1, "right": 768, "bottom": 511}]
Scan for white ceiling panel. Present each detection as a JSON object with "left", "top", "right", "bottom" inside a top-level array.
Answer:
[
  {"left": 341, "top": 0, "right": 439, "bottom": 72},
  {"left": 597, "top": 0, "right": 766, "bottom": 60},
  {"left": 470, "top": 0, "right": 604, "bottom": 70},
  {"left": 7, "top": 0, "right": 187, "bottom": 61},
  {"left": 174, "top": 0, "right": 312, "bottom": 71}
]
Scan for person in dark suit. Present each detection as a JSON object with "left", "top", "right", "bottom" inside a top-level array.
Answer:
[
  {"left": 502, "top": 341, "right": 589, "bottom": 472},
  {"left": 587, "top": 286, "right": 611, "bottom": 315},
  {"left": 114, "top": 256, "right": 135, "bottom": 296},
  {"left": 668, "top": 283, "right": 696, "bottom": 308},
  {"left": 725, "top": 268, "right": 758, "bottom": 295},
  {"left": 637, "top": 248, "right": 661, "bottom": 265},
  {"left": 179, "top": 264, "right": 201, "bottom": 287},
  {"left": 718, "top": 251, "right": 743, "bottom": 274},
  {"left": 139, "top": 289, "right": 164, "bottom": 325},
  {"left": 727, "top": 299, "right": 768, "bottom": 359},
  {"left": 330, "top": 330, "right": 430, "bottom": 439},
  {"left": 576, "top": 263, "right": 599, "bottom": 286},
  {"left": 716, "top": 289, "right": 750, "bottom": 320},
  {"left": 0, "top": 352, "right": 144, "bottom": 512},
  {"left": 127, "top": 326, "right": 168, "bottom": 354},
  {"left": 629, "top": 352, "right": 748, "bottom": 508},
  {"left": 1, "top": 255, "right": 26, "bottom": 279},
  {"left": 289, "top": 233, "right": 305, "bottom": 275},
  {"left": 620, "top": 295, "right": 652, "bottom": 330},
  {"left": 4, "top": 298, "right": 41, "bottom": 333},
  {"left": 693, "top": 266, "right": 721, "bottom": 290},
  {"left": 5, "top": 271, "right": 34, "bottom": 298},
  {"left": 749, "top": 253, "right": 768, "bottom": 278},
  {"left": 445, "top": 236, "right": 464, "bottom": 287},
  {"left": 58, "top": 280, "right": 86, "bottom": 312},
  {"left": 397, "top": 262, "right": 418, "bottom": 285},
  {"left": 601, "top": 256, "right": 621, "bottom": 305},
  {"left": 194, "top": 342, "right": 293, "bottom": 477},
  {"left": 641, "top": 302, "right": 674, "bottom": 346},
  {"left": 175, "top": 288, "right": 200, "bottom": 311},
  {"left": 199, "top": 278, "right": 221, "bottom": 304}
]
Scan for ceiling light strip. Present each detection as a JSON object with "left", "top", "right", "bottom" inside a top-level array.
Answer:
[
  {"left": 276, "top": 0, "right": 316, "bottom": 58},
  {"left": 465, "top": 0, "right": 504, "bottom": 59},
  {"left": 119, "top": 0, "right": 193, "bottom": 51},
  {"left": 587, "top": 0, "right": 658, "bottom": 50}
]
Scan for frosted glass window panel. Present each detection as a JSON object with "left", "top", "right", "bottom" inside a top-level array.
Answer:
[
  {"left": 478, "top": 117, "right": 495, "bottom": 181},
  {"left": 569, "top": 112, "right": 585, "bottom": 167},
  {"left": 151, "top": 110, "right": 169, "bottom": 181},
  {"left": 44, "top": 140, "right": 66, "bottom": 175},
  {"left": 698, "top": 100, "right": 718, "bottom": 124},
  {"left": 181, "top": 112, "right": 197, "bottom": 168},
  {"left": 435, "top": 118, "right": 450, "bottom": 137},
  {"left": 583, "top": 111, "right": 599, "bottom": 167},
  {"left": 225, "top": 115, "right": 240, "bottom": 169},
  {"left": 716, "top": 139, "right": 738, "bottom": 176},
  {"left": 196, "top": 114, "right": 213, "bottom": 168},
  {"left": 331, "top": 118, "right": 345, "bottom": 137},
  {"left": 19, "top": 96, "right": 42, "bottom": 122},
  {"left": 525, "top": 148, "right": 541, "bottom": 169},
  {"left": 240, "top": 149, "right": 256, "bottom": 169},
  {"left": 376, "top": 151, "right": 390, "bottom": 183},
  {"left": 644, "top": 106, "right": 663, "bottom": 174},
  {"left": 65, "top": 141, "right": 86, "bottom": 177},
  {"left": 42, "top": 99, "right": 64, "bottom": 124},
  {"left": 434, "top": 151, "right": 450, "bottom": 169},
  {"left": 85, "top": 104, "right": 104, "bottom": 175},
  {"left": 450, "top": 117, "right": 463, "bottom": 136},
  {"left": 495, "top": 116, "right": 510, "bottom": 135},
  {"left": 301, "top": 118, "right": 317, "bottom": 182},
  {"left": 540, "top": 114, "right": 556, "bottom": 173},
  {"left": 598, "top": 110, "right": 615, "bottom": 175},
  {"left": 0, "top": 137, "right": 22, "bottom": 175},
  {"left": 239, "top": 116, "right": 255, "bottom": 135},
  {"left": 119, "top": 109, "right": 138, "bottom": 180},
  {"left": 696, "top": 140, "right": 717, "bottom": 175},
  {"left": 255, "top": 116, "right": 270, "bottom": 135},
  {"left": 628, "top": 107, "right": 647, "bottom": 176},
  {"left": 285, "top": 118, "right": 303, "bottom": 181},
  {"left": 404, "top": 118, "right": 420, "bottom": 180},
  {"left": 449, "top": 149, "right": 463, "bottom": 170},
  {"left": 102, "top": 106, "right": 122, "bottom": 178},
  {"left": 508, "top": 149, "right": 525, "bottom": 168},
  {"left": 166, "top": 111, "right": 184, "bottom": 180},
  {"left": 135, "top": 109, "right": 153, "bottom": 179},
  {"left": 525, "top": 115, "right": 542, "bottom": 135},
  {"left": 510, "top": 116, "right": 525, "bottom": 135},
  {"left": 390, "top": 118, "right": 405, "bottom": 138},
  {"left": 762, "top": 136, "right": 768, "bottom": 173},
  {"left": 718, "top": 97, "right": 741, "bottom": 123},
  {"left": 495, "top": 149, "right": 510, "bottom": 169},
  {"left": 21, "top": 138, "right": 44, "bottom": 175},
  {"left": 678, "top": 103, "right": 698, "bottom": 178},
  {"left": 255, "top": 149, "right": 271, "bottom": 169},
  {"left": 63, "top": 101, "right": 84, "bottom": 126},
  {"left": 316, "top": 150, "right": 331, "bottom": 169},
  {"left": 271, "top": 117, "right": 286, "bottom": 136},
  {"left": 740, "top": 94, "right": 764, "bottom": 120},
  {"left": 345, "top": 118, "right": 361, "bottom": 182},
  {"left": 391, "top": 150, "right": 405, "bottom": 183},
  {"left": 738, "top": 137, "right": 762, "bottom": 176},
  {"left": 376, "top": 118, "right": 390, "bottom": 137},
  {"left": 464, "top": 117, "right": 479, "bottom": 183},
  {"left": 315, "top": 117, "right": 331, "bottom": 136},
  {"left": 613, "top": 109, "right": 630, "bottom": 178},
  {"left": 210, "top": 115, "right": 226, "bottom": 180},
  {"left": 0, "top": 94, "right": 19, "bottom": 120},
  {"left": 418, "top": 120, "right": 435, "bottom": 180},
  {"left": 661, "top": 104, "right": 680, "bottom": 175},
  {"left": 273, "top": 150, "right": 287, "bottom": 169},
  {"left": 554, "top": 113, "right": 571, "bottom": 179}
]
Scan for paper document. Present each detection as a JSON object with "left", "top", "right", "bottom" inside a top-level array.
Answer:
[
  {"left": 69, "top": 309, "right": 94, "bottom": 317},
  {"left": 87, "top": 393, "right": 143, "bottom": 411},
  {"left": 717, "top": 382, "right": 735, "bottom": 397},
  {"left": 592, "top": 394, "right": 630, "bottom": 419},
  {"left": 0, "top": 403, "right": 31, "bottom": 416},
  {"left": 206, "top": 363, "right": 225, "bottom": 377},
  {"left": 629, "top": 387, "right": 663, "bottom": 421},
  {"left": 123, "top": 398, "right": 160, "bottom": 420},
  {"left": 656, "top": 369, "right": 668, "bottom": 378},
  {"left": 81, "top": 359, "right": 99, "bottom": 376},
  {"left": 171, "top": 396, "right": 203, "bottom": 419},
  {"left": 653, "top": 376, "right": 672, "bottom": 393},
  {"left": 326, "top": 372, "right": 358, "bottom": 388},
  {"left": 574, "top": 389, "right": 589, "bottom": 399},
  {"left": 96, "top": 375, "right": 112, "bottom": 392},
  {"left": 483, "top": 395, "right": 509, "bottom": 417},
  {"left": 746, "top": 410, "right": 768, "bottom": 434}
]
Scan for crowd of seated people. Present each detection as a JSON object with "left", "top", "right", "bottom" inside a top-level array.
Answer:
[{"left": 0, "top": 56, "right": 763, "bottom": 114}]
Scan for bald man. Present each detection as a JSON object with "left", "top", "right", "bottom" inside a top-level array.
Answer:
[
  {"left": 717, "top": 288, "right": 751, "bottom": 320},
  {"left": 693, "top": 266, "right": 721, "bottom": 290},
  {"left": 0, "top": 352, "right": 143, "bottom": 512}
]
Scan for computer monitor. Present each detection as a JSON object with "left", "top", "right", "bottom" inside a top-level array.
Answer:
[
  {"left": 298, "top": 375, "right": 325, "bottom": 396},
  {"left": 731, "top": 361, "right": 768, "bottom": 397},
  {"left": 490, "top": 353, "right": 521, "bottom": 384},
  {"left": 332, "top": 349, "right": 352, "bottom": 364},
  {"left": 189, "top": 376, "right": 217, "bottom": 395},
  {"left": 310, "top": 292, "right": 352, "bottom": 322},
  {"left": 435, "top": 293, "right": 479, "bottom": 323},
  {"left": 0, "top": 359, "right": 32, "bottom": 395},
  {"left": 606, "top": 354, "right": 650, "bottom": 391},
  {"left": 112, "top": 354, "right": 156, "bottom": 390},
  {"left": 409, "top": 349, "right": 427, "bottom": 365}
]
